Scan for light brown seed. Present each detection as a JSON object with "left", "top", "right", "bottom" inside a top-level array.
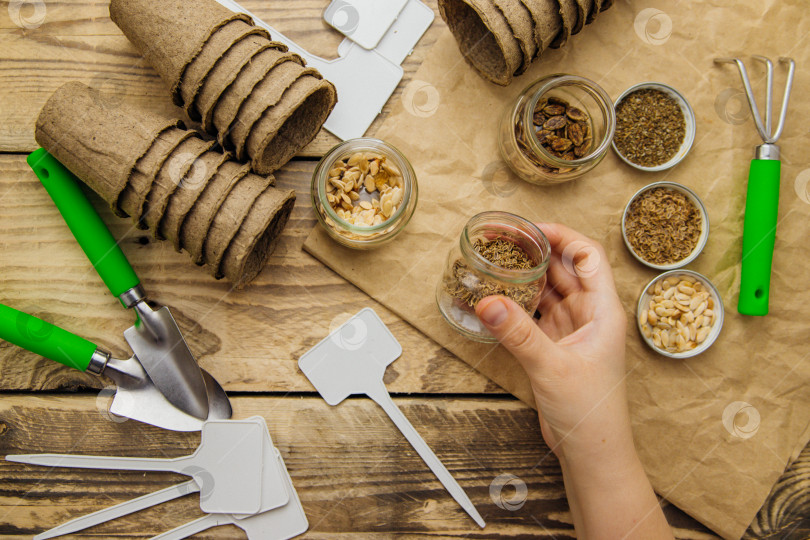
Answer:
[
  {"left": 364, "top": 175, "right": 376, "bottom": 192},
  {"left": 382, "top": 161, "right": 401, "bottom": 176},
  {"left": 391, "top": 187, "right": 403, "bottom": 207},
  {"left": 678, "top": 284, "right": 695, "bottom": 295}
]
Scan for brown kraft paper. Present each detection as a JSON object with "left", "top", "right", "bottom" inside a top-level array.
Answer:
[{"left": 304, "top": 2, "right": 810, "bottom": 537}]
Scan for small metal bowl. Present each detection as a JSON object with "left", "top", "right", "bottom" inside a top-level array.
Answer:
[
  {"left": 637, "top": 269, "right": 724, "bottom": 359},
  {"left": 622, "top": 181, "right": 709, "bottom": 270},
  {"left": 612, "top": 82, "right": 696, "bottom": 171}
]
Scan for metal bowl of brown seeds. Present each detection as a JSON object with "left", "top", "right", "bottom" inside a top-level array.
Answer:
[
  {"left": 637, "top": 269, "right": 724, "bottom": 359},
  {"left": 621, "top": 181, "right": 709, "bottom": 270},
  {"left": 612, "top": 82, "right": 696, "bottom": 172}
]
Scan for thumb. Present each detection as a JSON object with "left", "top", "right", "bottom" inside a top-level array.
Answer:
[{"left": 476, "top": 296, "right": 556, "bottom": 378}]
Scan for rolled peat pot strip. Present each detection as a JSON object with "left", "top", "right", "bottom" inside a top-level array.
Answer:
[
  {"left": 438, "top": 0, "right": 613, "bottom": 85},
  {"left": 109, "top": 0, "right": 337, "bottom": 176},
  {"left": 35, "top": 82, "right": 295, "bottom": 287}
]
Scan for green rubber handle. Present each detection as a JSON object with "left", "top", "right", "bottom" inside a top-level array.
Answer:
[
  {"left": 0, "top": 304, "right": 96, "bottom": 371},
  {"left": 27, "top": 149, "right": 140, "bottom": 299},
  {"left": 738, "top": 159, "right": 781, "bottom": 316}
]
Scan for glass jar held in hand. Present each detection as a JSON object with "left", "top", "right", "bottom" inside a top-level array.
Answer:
[{"left": 436, "top": 211, "right": 551, "bottom": 342}]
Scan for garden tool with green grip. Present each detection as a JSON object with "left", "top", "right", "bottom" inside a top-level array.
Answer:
[
  {"left": 0, "top": 149, "right": 231, "bottom": 431},
  {"left": 714, "top": 56, "right": 796, "bottom": 316}
]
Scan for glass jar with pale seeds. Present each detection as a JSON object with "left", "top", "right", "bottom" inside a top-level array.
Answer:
[
  {"left": 311, "top": 138, "right": 418, "bottom": 249},
  {"left": 499, "top": 74, "right": 616, "bottom": 185},
  {"left": 436, "top": 211, "right": 551, "bottom": 342}
]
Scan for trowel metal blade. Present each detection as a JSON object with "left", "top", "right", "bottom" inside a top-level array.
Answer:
[
  {"left": 124, "top": 305, "right": 209, "bottom": 420},
  {"left": 105, "top": 357, "right": 206, "bottom": 432}
]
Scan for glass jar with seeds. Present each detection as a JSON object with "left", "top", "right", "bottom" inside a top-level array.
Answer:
[
  {"left": 621, "top": 181, "right": 709, "bottom": 270},
  {"left": 436, "top": 211, "right": 551, "bottom": 342},
  {"left": 612, "top": 82, "right": 696, "bottom": 171},
  {"left": 311, "top": 138, "right": 418, "bottom": 249},
  {"left": 498, "top": 74, "right": 616, "bottom": 185}
]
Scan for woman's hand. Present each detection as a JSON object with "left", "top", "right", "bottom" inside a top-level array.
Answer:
[
  {"left": 475, "top": 222, "right": 631, "bottom": 464},
  {"left": 475, "top": 223, "right": 673, "bottom": 540}
]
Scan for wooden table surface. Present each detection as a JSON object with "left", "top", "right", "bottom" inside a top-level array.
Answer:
[{"left": 1, "top": 1, "right": 808, "bottom": 538}]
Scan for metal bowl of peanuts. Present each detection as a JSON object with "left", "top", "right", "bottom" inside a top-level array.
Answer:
[{"left": 637, "top": 270, "right": 724, "bottom": 358}]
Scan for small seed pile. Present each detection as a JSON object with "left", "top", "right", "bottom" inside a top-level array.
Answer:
[
  {"left": 443, "top": 238, "right": 540, "bottom": 310},
  {"left": 640, "top": 275, "right": 718, "bottom": 354},
  {"left": 614, "top": 89, "right": 686, "bottom": 167},
  {"left": 625, "top": 187, "right": 701, "bottom": 265},
  {"left": 325, "top": 152, "right": 403, "bottom": 227}
]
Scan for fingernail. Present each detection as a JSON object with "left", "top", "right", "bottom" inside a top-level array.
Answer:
[{"left": 479, "top": 299, "right": 508, "bottom": 326}]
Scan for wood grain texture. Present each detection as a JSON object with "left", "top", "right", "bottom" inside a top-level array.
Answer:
[
  {"left": 1, "top": 1, "right": 809, "bottom": 538},
  {"left": 0, "top": 154, "right": 499, "bottom": 394},
  {"left": 0, "top": 395, "right": 718, "bottom": 539},
  {"left": 0, "top": 0, "right": 446, "bottom": 154}
]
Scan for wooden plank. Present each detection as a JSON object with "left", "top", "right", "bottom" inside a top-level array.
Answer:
[
  {"left": 0, "top": 0, "right": 446, "bottom": 154},
  {"left": 0, "top": 154, "right": 498, "bottom": 394},
  {"left": 0, "top": 395, "right": 720, "bottom": 539}
]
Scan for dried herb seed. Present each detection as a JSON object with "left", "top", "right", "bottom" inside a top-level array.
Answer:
[
  {"left": 614, "top": 88, "right": 686, "bottom": 167},
  {"left": 442, "top": 239, "right": 540, "bottom": 310}
]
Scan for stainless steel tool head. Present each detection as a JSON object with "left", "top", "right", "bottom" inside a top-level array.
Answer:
[
  {"left": 714, "top": 56, "right": 796, "bottom": 146},
  {"left": 101, "top": 351, "right": 231, "bottom": 431},
  {"left": 124, "top": 300, "right": 211, "bottom": 420},
  {"left": 103, "top": 357, "right": 210, "bottom": 432}
]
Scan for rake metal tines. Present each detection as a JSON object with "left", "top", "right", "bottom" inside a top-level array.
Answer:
[{"left": 714, "top": 56, "right": 796, "bottom": 145}]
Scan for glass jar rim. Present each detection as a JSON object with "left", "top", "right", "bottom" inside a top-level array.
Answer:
[
  {"left": 523, "top": 74, "right": 616, "bottom": 168},
  {"left": 460, "top": 211, "right": 551, "bottom": 282},
  {"left": 315, "top": 138, "right": 415, "bottom": 234}
]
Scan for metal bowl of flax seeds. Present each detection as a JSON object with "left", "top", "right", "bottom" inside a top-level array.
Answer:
[{"left": 612, "top": 82, "right": 696, "bottom": 172}]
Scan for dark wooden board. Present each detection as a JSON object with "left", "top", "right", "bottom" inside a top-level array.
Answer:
[{"left": 0, "top": 395, "right": 721, "bottom": 539}]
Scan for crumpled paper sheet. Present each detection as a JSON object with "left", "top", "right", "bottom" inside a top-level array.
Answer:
[{"left": 304, "top": 1, "right": 810, "bottom": 537}]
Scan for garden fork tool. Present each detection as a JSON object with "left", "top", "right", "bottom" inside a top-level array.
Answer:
[
  {"left": 714, "top": 56, "right": 796, "bottom": 315},
  {"left": 0, "top": 150, "right": 231, "bottom": 430}
]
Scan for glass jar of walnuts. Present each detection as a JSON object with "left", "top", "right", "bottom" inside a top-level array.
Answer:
[{"left": 498, "top": 74, "right": 616, "bottom": 185}]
